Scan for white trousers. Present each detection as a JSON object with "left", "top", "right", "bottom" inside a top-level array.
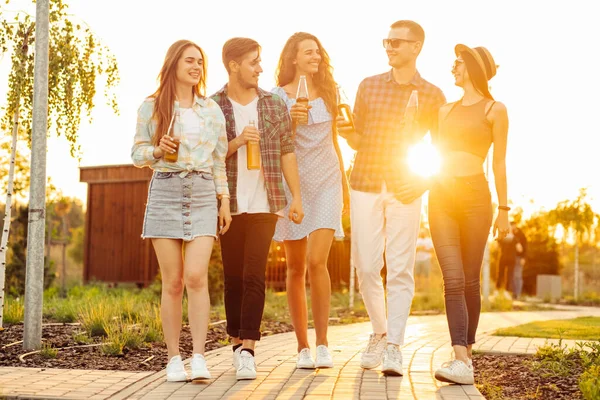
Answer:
[{"left": 351, "top": 186, "right": 422, "bottom": 346}]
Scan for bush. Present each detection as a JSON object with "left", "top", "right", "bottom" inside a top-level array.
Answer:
[{"left": 580, "top": 365, "right": 600, "bottom": 400}]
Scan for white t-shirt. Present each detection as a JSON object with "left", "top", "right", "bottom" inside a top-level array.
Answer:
[
  {"left": 179, "top": 107, "right": 202, "bottom": 148},
  {"left": 229, "top": 96, "right": 270, "bottom": 215},
  {"left": 416, "top": 237, "right": 434, "bottom": 262}
]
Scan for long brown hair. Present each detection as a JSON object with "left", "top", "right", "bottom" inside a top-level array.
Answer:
[
  {"left": 150, "top": 40, "right": 208, "bottom": 145},
  {"left": 275, "top": 33, "right": 349, "bottom": 205},
  {"left": 275, "top": 32, "right": 338, "bottom": 118}
]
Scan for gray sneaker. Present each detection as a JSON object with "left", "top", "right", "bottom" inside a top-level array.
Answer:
[
  {"left": 382, "top": 345, "right": 403, "bottom": 376},
  {"left": 360, "top": 333, "right": 387, "bottom": 369}
]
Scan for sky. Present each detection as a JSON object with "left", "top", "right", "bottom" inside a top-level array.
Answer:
[{"left": 1, "top": 0, "right": 599, "bottom": 217}]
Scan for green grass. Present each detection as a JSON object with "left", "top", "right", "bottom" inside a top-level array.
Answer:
[
  {"left": 39, "top": 343, "right": 59, "bottom": 359},
  {"left": 494, "top": 317, "right": 600, "bottom": 340},
  {"left": 2, "top": 297, "right": 24, "bottom": 325}
]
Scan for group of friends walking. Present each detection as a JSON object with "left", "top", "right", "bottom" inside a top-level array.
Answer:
[{"left": 131, "top": 19, "right": 510, "bottom": 386}]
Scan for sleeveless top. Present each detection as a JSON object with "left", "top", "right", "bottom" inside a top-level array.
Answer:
[{"left": 437, "top": 99, "right": 495, "bottom": 159}]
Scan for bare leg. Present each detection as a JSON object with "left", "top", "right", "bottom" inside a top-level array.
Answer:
[
  {"left": 284, "top": 238, "right": 309, "bottom": 352},
  {"left": 183, "top": 236, "right": 214, "bottom": 355},
  {"left": 306, "top": 229, "right": 335, "bottom": 348},
  {"left": 152, "top": 239, "right": 184, "bottom": 360},
  {"left": 453, "top": 345, "right": 469, "bottom": 364}
]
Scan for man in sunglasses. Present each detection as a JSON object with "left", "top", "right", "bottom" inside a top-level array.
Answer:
[{"left": 337, "top": 20, "right": 446, "bottom": 376}]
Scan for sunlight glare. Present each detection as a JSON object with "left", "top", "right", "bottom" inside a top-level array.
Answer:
[{"left": 407, "top": 142, "right": 441, "bottom": 178}]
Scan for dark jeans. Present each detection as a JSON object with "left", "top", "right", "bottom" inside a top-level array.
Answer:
[
  {"left": 220, "top": 213, "right": 278, "bottom": 341},
  {"left": 496, "top": 257, "right": 515, "bottom": 292},
  {"left": 428, "top": 174, "right": 493, "bottom": 347}
]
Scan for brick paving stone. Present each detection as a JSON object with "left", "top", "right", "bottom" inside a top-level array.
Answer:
[{"left": 1, "top": 307, "right": 599, "bottom": 399}]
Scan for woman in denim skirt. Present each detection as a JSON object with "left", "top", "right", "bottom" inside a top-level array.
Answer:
[{"left": 131, "top": 40, "right": 231, "bottom": 382}]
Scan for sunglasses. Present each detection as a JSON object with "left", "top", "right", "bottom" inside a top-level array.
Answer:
[{"left": 382, "top": 38, "right": 417, "bottom": 49}]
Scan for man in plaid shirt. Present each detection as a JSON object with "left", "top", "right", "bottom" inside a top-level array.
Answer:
[
  {"left": 338, "top": 20, "right": 446, "bottom": 376},
  {"left": 211, "top": 37, "right": 303, "bottom": 381}
]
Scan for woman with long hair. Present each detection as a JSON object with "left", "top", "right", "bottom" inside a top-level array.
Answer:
[
  {"left": 429, "top": 44, "right": 509, "bottom": 385},
  {"left": 272, "top": 32, "right": 349, "bottom": 369},
  {"left": 131, "top": 39, "right": 232, "bottom": 382}
]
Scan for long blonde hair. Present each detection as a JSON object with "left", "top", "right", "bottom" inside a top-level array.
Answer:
[{"left": 150, "top": 40, "right": 207, "bottom": 145}]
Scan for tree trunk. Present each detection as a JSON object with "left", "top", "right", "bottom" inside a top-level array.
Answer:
[
  {"left": 574, "top": 237, "right": 579, "bottom": 301},
  {"left": 61, "top": 215, "right": 68, "bottom": 297},
  {"left": 0, "top": 108, "right": 20, "bottom": 328},
  {"left": 0, "top": 24, "right": 33, "bottom": 329},
  {"left": 23, "top": 0, "right": 50, "bottom": 350}
]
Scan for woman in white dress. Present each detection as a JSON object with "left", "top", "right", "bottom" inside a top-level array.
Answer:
[{"left": 272, "top": 32, "right": 349, "bottom": 369}]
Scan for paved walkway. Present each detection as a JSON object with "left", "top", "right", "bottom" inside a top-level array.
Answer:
[{"left": 1, "top": 306, "right": 599, "bottom": 400}]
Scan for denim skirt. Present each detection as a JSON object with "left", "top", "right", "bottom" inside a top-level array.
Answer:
[{"left": 142, "top": 171, "right": 218, "bottom": 241}]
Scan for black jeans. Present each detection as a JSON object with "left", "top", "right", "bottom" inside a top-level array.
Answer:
[
  {"left": 496, "top": 257, "right": 515, "bottom": 292},
  {"left": 428, "top": 174, "right": 493, "bottom": 347},
  {"left": 220, "top": 213, "right": 278, "bottom": 340}
]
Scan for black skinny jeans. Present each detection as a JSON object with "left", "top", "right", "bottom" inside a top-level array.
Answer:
[
  {"left": 220, "top": 213, "right": 278, "bottom": 341},
  {"left": 428, "top": 174, "right": 493, "bottom": 347}
]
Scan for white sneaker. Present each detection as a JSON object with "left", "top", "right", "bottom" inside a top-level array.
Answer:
[
  {"left": 236, "top": 350, "right": 257, "bottom": 380},
  {"left": 232, "top": 346, "right": 242, "bottom": 369},
  {"left": 315, "top": 345, "right": 334, "bottom": 368},
  {"left": 382, "top": 344, "right": 403, "bottom": 376},
  {"left": 166, "top": 355, "right": 188, "bottom": 382},
  {"left": 434, "top": 359, "right": 474, "bottom": 385},
  {"left": 360, "top": 333, "right": 387, "bottom": 369},
  {"left": 296, "top": 348, "right": 316, "bottom": 369},
  {"left": 190, "top": 353, "right": 211, "bottom": 381}
]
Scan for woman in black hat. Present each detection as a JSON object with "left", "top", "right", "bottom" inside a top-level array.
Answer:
[{"left": 429, "top": 44, "right": 509, "bottom": 385}]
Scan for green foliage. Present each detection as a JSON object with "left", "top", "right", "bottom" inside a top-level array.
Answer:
[
  {"left": 3, "top": 204, "right": 56, "bottom": 296},
  {"left": 580, "top": 365, "right": 600, "bottom": 400},
  {"left": 67, "top": 226, "right": 84, "bottom": 265},
  {"left": 550, "top": 188, "right": 598, "bottom": 244},
  {"left": 0, "top": 0, "right": 120, "bottom": 158}
]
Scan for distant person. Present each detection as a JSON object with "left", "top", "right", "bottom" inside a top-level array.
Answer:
[
  {"left": 415, "top": 228, "right": 435, "bottom": 277},
  {"left": 131, "top": 40, "right": 232, "bottom": 382},
  {"left": 429, "top": 44, "right": 509, "bottom": 385},
  {"left": 511, "top": 221, "right": 527, "bottom": 299},
  {"left": 497, "top": 223, "right": 519, "bottom": 294},
  {"left": 211, "top": 37, "right": 304, "bottom": 381},
  {"left": 272, "top": 32, "right": 349, "bottom": 370},
  {"left": 337, "top": 20, "right": 446, "bottom": 376}
]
